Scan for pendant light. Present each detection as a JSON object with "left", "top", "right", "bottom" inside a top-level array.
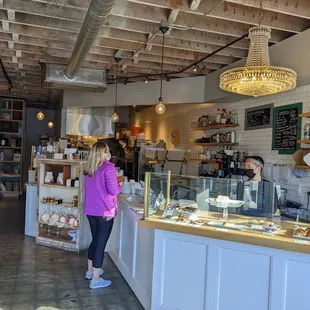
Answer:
[
  {"left": 111, "top": 57, "right": 121, "bottom": 123},
  {"left": 155, "top": 25, "right": 169, "bottom": 115},
  {"left": 219, "top": 0, "right": 297, "bottom": 97},
  {"left": 47, "top": 120, "right": 54, "bottom": 128},
  {"left": 37, "top": 65, "right": 45, "bottom": 120},
  {"left": 37, "top": 110, "right": 44, "bottom": 120}
]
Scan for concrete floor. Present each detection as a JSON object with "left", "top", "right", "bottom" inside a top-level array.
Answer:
[{"left": 0, "top": 198, "right": 144, "bottom": 310}]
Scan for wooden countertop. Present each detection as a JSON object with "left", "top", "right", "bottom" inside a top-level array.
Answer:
[{"left": 139, "top": 215, "right": 310, "bottom": 255}]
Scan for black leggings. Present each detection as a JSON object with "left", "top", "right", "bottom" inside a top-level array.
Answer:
[{"left": 87, "top": 216, "right": 114, "bottom": 268}]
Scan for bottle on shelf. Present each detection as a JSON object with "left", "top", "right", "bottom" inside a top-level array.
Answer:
[
  {"left": 221, "top": 109, "right": 227, "bottom": 124},
  {"left": 227, "top": 111, "right": 233, "bottom": 124},
  {"left": 215, "top": 108, "right": 221, "bottom": 124},
  {"left": 304, "top": 122, "right": 310, "bottom": 140},
  {"left": 232, "top": 110, "right": 238, "bottom": 124}
]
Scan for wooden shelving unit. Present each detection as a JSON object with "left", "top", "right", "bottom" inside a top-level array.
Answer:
[
  {"left": 187, "top": 158, "right": 221, "bottom": 163},
  {"left": 190, "top": 142, "right": 238, "bottom": 146},
  {"left": 37, "top": 159, "right": 91, "bottom": 252},
  {"left": 0, "top": 98, "right": 25, "bottom": 197},
  {"left": 191, "top": 124, "right": 239, "bottom": 130},
  {"left": 299, "top": 113, "right": 310, "bottom": 118},
  {"left": 295, "top": 165, "right": 310, "bottom": 169},
  {"left": 297, "top": 140, "right": 310, "bottom": 144}
]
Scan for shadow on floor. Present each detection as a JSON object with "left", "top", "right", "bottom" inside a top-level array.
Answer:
[{"left": 0, "top": 199, "right": 144, "bottom": 310}]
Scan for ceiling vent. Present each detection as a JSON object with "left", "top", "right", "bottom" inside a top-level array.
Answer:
[{"left": 42, "top": 62, "right": 107, "bottom": 93}]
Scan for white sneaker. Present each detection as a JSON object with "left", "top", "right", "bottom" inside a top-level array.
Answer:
[
  {"left": 89, "top": 277, "right": 112, "bottom": 289},
  {"left": 85, "top": 268, "right": 104, "bottom": 280}
]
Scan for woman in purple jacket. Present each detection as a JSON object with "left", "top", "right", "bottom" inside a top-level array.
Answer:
[{"left": 83, "top": 141, "right": 123, "bottom": 289}]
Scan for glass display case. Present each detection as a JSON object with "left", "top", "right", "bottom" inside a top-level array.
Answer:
[{"left": 143, "top": 172, "right": 310, "bottom": 242}]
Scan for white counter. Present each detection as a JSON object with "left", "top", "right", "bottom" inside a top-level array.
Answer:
[
  {"left": 107, "top": 194, "right": 154, "bottom": 310},
  {"left": 111, "top": 197, "right": 310, "bottom": 310}
]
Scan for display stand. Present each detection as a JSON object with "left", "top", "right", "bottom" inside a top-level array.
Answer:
[
  {"left": 0, "top": 98, "right": 25, "bottom": 197},
  {"left": 36, "top": 159, "right": 91, "bottom": 252}
]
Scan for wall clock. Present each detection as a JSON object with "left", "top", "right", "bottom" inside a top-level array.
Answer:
[{"left": 171, "top": 129, "right": 180, "bottom": 146}]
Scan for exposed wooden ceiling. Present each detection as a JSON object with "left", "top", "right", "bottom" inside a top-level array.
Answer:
[{"left": 0, "top": 0, "right": 309, "bottom": 103}]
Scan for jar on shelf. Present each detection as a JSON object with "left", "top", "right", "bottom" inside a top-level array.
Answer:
[{"left": 304, "top": 122, "right": 310, "bottom": 140}]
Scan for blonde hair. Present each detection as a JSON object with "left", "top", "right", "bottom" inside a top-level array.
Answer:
[{"left": 83, "top": 141, "right": 110, "bottom": 177}]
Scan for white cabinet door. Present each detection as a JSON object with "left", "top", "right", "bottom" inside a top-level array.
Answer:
[{"left": 25, "top": 185, "right": 38, "bottom": 237}]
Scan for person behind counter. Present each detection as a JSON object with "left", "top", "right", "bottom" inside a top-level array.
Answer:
[
  {"left": 84, "top": 141, "right": 124, "bottom": 290},
  {"left": 244, "top": 156, "right": 264, "bottom": 182},
  {"left": 241, "top": 156, "right": 279, "bottom": 217}
]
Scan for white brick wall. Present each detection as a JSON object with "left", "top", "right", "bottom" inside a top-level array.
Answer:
[{"left": 130, "top": 85, "right": 310, "bottom": 208}]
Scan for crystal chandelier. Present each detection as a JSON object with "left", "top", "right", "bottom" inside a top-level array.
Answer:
[{"left": 219, "top": 1, "right": 297, "bottom": 97}]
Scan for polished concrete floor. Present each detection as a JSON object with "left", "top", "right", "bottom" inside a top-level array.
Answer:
[{"left": 0, "top": 198, "right": 144, "bottom": 310}]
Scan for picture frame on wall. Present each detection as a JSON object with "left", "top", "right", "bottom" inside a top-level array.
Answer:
[{"left": 244, "top": 103, "right": 274, "bottom": 131}]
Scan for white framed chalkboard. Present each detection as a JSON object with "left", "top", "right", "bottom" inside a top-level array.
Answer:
[{"left": 244, "top": 103, "right": 274, "bottom": 131}]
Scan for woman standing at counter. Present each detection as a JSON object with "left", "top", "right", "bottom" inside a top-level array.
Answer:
[{"left": 84, "top": 142, "right": 124, "bottom": 289}]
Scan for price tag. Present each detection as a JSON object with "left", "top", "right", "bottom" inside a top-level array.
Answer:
[
  {"left": 64, "top": 148, "right": 77, "bottom": 155},
  {"left": 53, "top": 153, "right": 63, "bottom": 159},
  {"left": 216, "top": 228, "right": 228, "bottom": 232},
  {"left": 262, "top": 231, "right": 275, "bottom": 237},
  {"left": 251, "top": 225, "right": 264, "bottom": 230},
  {"left": 46, "top": 145, "right": 53, "bottom": 153},
  {"left": 294, "top": 239, "right": 309, "bottom": 245}
]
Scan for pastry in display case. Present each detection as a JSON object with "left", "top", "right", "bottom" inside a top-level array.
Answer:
[{"left": 143, "top": 172, "right": 303, "bottom": 241}]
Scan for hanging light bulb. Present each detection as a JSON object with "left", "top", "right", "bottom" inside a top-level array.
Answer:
[
  {"left": 111, "top": 112, "right": 120, "bottom": 122},
  {"left": 155, "top": 24, "right": 169, "bottom": 115},
  {"left": 193, "top": 65, "right": 198, "bottom": 73},
  {"left": 156, "top": 97, "right": 166, "bottom": 115},
  {"left": 37, "top": 110, "right": 44, "bottom": 120},
  {"left": 145, "top": 77, "right": 149, "bottom": 83},
  {"left": 111, "top": 57, "right": 121, "bottom": 123},
  {"left": 47, "top": 120, "right": 54, "bottom": 128}
]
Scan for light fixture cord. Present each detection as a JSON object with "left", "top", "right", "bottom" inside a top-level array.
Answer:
[
  {"left": 115, "top": 61, "right": 118, "bottom": 113},
  {"left": 259, "top": 0, "right": 264, "bottom": 26},
  {"left": 159, "top": 31, "right": 165, "bottom": 100}
]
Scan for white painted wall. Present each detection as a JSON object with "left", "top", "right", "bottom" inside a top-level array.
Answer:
[
  {"left": 63, "top": 76, "right": 206, "bottom": 108},
  {"left": 204, "top": 28, "right": 310, "bottom": 103},
  {"left": 130, "top": 84, "right": 310, "bottom": 207}
]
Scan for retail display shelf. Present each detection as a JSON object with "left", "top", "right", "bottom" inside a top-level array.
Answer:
[
  {"left": 297, "top": 140, "right": 310, "bottom": 144},
  {"left": 0, "top": 160, "right": 21, "bottom": 163},
  {"left": 41, "top": 183, "right": 78, "bottom": 190},
  {"left": 38, "top": 234, "right": 76, "bottom": 245},
  {"left": 0, "top": 174, "right": 20, "bottom": 178},
  {"left": 187, "top": 158, "right": 220, "bottom": 163},
  {"left": 0, "top": 191, "right": 20, "bottom": 197},
  {"left": 0, "top": 146, "right": 22, "bottom": 149},
  {"left": 190, "top": 142, "right": 238, "bottom": 146},
  {"left": 0, "top": 132, "right": 22, "bottom": 135},
  {"left": 191, "top": 124, "right": 239, "bottom": 130},
  {"left": 1, "top": 119, "right": 23, "bottom": 123},
  {"left": 40, "top": 201, "right": 77, "bottom": 208},
  {"left": 295, "top": 165, "right": 310, "bottom": 169},
  {"left": 39, "top": 222, "right": 77, "bottom": 230},
  {"left": 299, "top": 113, "right": 310, "bottom": 118}
]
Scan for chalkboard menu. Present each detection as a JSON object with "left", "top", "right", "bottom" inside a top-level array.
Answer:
[
  {"left": 272, "top": 102, "right": 302, "bottom": 154},
  {"left": 244, "top": 104, "right": 273, "bottom": 131}
]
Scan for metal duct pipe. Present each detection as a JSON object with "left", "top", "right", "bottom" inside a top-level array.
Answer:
[{"left": 65, "top": 0, "right": 115, "bottom": 79}]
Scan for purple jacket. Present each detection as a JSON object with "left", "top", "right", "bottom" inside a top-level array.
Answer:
[{"left": 84, "top": 160, "right": 122, "bottom": 217}]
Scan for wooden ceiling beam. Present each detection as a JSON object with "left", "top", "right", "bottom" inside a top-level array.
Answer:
[
  {"left": 189, "top": 0, "right": 201, "bottom": 11},
  {"left": 125, "top": 0, "right": 307, "bottom": 34},
  {"left": 0, "top": 24, "right": 245, "bottom": 62},
  {"left": 225, "top": 0, "right": 310, "bottom": 20},
  {"left": 126, "top": 0, "right": 309, "bottom": 33},
  {"left": 2, "top": 8, "right": 251, "bottom": 51},
  {"left": 2, "top": 0, "right": 290, "bottom": 42},
  {"left": 0, "top": 38, "right": 215, "bottom": 72},
  {"left": 106, "top": 16, "right": 249, "bottom": 49}
]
